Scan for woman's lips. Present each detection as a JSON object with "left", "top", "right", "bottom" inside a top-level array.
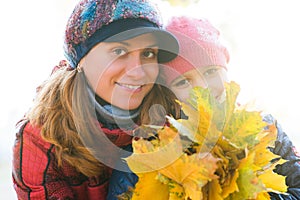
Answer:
[{"left": 116, "top": 82, "right": 143, "bottom": 92}]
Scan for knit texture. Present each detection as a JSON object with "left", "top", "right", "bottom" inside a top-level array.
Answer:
[
  {"left": 163, "top": 16, "right": 230, "bottom": 85},
  {"left": 64, "top": 0, "right": 178, "bottom": 68}
]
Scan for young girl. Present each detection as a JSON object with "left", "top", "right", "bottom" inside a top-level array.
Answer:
[
  {"left": 12, "top": 0, "right": 179, "bottom": 199},
  {"left": 163, "top": 17, "right": 229, "bottom": 104},
  {"left": 163, "top": 15, "right": 300, "bottom": 200}
]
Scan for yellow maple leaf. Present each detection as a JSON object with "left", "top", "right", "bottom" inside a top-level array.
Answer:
[
  {"left": 169, "top": 86, "right": 221, "bottom": 149},
  {"left": 168, "top": 180, "right": 185, "bottom": 200},
  {"left": 258, "top": 158, "right": 287, "bottom": 193},
  {"left": 222, "top": 109, "right": 266, "bottom": 149},
  {"left": 126, "top": 127, "right": 183, "bottom": 173},
  {"left": 221, "top": 169, "right": 239, "bottom": 198},
  {"left": 131, "top": 172, "right": 169, "bottom": 200},
  {"left": 189, "top": 86, "right": 214, "bottom": 136},
  {"left": 253, "top": 125, "right": 279, "bottom": 167},
  {"left": 158, "top": 153, "right": 219, "bottom": 200},
  {"left": 222, "top": 81, "right": 241, "bottom": 124},
  {"left": 205, "top": 179, "right": 223, "bottom": 200},
  {"left": 256, "top": 192, "right": 271, "bottom": 200},
  {"left": 226, "top": 150, "right": 266, "bottom": 199}
]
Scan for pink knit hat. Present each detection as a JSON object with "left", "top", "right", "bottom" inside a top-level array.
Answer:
[{"left": 162, "top": 16, "right": 230, "bottom": 85}]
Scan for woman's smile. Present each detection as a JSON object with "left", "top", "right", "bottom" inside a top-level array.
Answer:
[{"left": 115, "top": 82, "right": 144, "bottom": 92}]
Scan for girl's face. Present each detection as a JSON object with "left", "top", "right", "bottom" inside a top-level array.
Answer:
[
  {"left": 170, "top": 66, "right": 228, "bottom": 103},
  {"left": 81, "top": 33, "right": 159, "bottom": 110}
]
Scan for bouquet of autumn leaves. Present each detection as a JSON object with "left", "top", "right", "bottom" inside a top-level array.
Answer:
[{"left": 122, "top": 81, "right": 288, "bottom": 200}]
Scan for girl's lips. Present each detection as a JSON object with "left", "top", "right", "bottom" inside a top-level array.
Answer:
[{"left": 216, "top": 91, "right": 226, "bottom": 103}]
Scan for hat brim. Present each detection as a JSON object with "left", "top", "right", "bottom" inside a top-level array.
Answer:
[{"left": 104, "top": 27, "right": 179, "bottom": 63}]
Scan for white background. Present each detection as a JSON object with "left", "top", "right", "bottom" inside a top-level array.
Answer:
[{"left": 1, "top": 0, "right": 299, "bottom": 198}]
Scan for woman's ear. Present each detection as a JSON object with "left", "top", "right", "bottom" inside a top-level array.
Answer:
[{"left": 77, "top": 57, "right": 86, "bottom": 72}]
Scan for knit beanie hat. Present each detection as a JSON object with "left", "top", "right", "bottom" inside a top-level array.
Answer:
[
  {"left": 64, "top": 0, "right": 179, "bottom": 68},
  {"left": 162, "top": 16, "right": 230, "bottom": 85}
]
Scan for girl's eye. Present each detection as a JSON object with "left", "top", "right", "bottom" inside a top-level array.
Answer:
[
  {"left": 112, "top": 48, "right": 127, "bottom": 56},
  {"left": 143, "top": 49, "right": 157, "bottom": 59},
  {"left": 172, "top": 79, "right": 190, "bottom": 88},
  {"left": 203, "top": 68, "right": 219, "bottom": 76}
]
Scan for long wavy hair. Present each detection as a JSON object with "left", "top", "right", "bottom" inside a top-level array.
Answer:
[{"left": 26, "top": 66, "right": 181, "bottom": 177}]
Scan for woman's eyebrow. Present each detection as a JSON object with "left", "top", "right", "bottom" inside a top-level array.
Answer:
[
  {"left": 115, "top": 41, "right": 159, "bottom": 48},
  {"left": 116, "top": 41, "right": 130, "bottom": 46}
]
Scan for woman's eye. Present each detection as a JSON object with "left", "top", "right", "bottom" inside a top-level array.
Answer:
[
  {"left": 112, "top": 48, "right": 127, "bottom": 56},
  {"left": 143, "top": 49, "right": 157, "bottom": 59}
]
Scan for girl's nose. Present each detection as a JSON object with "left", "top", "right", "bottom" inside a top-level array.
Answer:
[
  {"left": 209, "top": 77, "right": 226, "bottom": 100},
  {"left": 194, "top": 76, "right": 208, "bottom": 88}
]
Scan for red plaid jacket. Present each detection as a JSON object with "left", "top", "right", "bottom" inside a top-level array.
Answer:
[{"left": 12, "top": 120, "right": 133, "bottom": 200}]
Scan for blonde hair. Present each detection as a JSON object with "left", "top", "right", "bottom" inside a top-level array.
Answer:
[{"left": 27, "top": 66, "right": 180, "bottom": 177}]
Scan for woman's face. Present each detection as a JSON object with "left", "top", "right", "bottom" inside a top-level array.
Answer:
[
  {"left": 81, "top": 33, "right": 159, "bottom": 110},
  {"left": 170, "top": 66, "right": 228, "bottom": 103}
]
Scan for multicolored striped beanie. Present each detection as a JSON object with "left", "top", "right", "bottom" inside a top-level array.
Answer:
[{"left": 64, "top": 0, "right": 179, "bottom": 68}]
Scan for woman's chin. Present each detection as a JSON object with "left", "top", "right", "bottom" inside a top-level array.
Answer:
[{"left": 113, "top": 101, "right": 142, "bottom": 111}]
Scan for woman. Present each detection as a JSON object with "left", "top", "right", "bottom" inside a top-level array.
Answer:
[{"left": 12, "top": 0, "right": 179, "bottom": 199}]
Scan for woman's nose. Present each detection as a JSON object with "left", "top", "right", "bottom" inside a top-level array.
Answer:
[{"left": 124, "top": 51, "right": 146, "bottom": 79}]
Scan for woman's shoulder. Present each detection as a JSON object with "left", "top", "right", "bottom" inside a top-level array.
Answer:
[{"left": 15, "top": 119, "right": 53, "bottom": 150}]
